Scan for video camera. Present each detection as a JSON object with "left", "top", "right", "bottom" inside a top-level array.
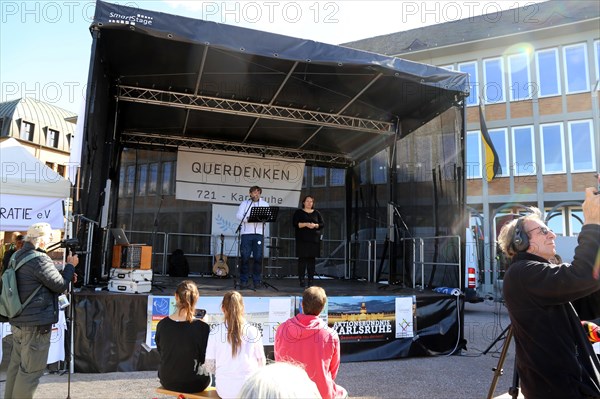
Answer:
[{"left": 46, "top": 238, "right": 80, "bottom": 253}]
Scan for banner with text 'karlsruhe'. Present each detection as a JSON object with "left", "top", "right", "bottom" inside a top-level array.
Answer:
[
  {"left": 175, "top": 149, "right": 304, "bottom": 207},
  {"left": 0, "top": 194, "right": 65, "bottom": 231}
]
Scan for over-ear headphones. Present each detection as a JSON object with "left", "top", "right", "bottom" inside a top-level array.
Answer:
[{"left": 512, "top": 217, "right": 529, "bottom": 252}]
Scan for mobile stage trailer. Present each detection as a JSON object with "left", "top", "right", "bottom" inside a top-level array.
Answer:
[{"left": 72, "top": 0, "right": 470, "bottom": 372}]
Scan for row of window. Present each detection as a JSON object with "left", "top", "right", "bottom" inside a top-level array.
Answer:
[
  {"left": 119, "top": 162, "right": 347, "bottom": 197},
  {"left": 19, "top": 120, "right": 65, "bottom": 148},
  {"left": 495, "top": 207, "right": 583, "bottom": 237},
  {"left": 467, "top": 119, "right": 596, "bottom": 179},
  {"left": 446, "top": 40, "right": 600, "bottom": 105}
]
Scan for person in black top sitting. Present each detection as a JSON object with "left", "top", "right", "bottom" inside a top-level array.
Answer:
[
  {"left": 168, "top": 249, "right": 190, "bottom": 277},
  {"left": 155, "top": 280, "right": 211, "bottom": 393}
]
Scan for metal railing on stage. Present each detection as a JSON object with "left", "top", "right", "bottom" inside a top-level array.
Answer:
[
  {"left": 409, "top": 235, "right": 462, "bottom": 290},
  {"left": 107, "top": 230, "right": 378, "bottom": 280}
]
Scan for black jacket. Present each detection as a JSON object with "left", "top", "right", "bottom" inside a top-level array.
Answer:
[
  {"left": 9, "top": 242, "right": 75, "bottom": 327},
  {"left": 503, "top": 224, "right": 600, "bottom": 399}
]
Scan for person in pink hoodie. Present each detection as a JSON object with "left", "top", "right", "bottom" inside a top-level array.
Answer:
[{"left": 274, "top": 286, "right": 347, "bottom": 399}]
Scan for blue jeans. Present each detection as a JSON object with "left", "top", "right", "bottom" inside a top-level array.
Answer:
[
  {"left": 240, "top": 234, "right": 263, "bottom": 284},
  {"left": 4, "top": 324, "right": 52, "bottom": 399}
]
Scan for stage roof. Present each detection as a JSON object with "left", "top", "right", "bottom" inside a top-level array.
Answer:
[{"left": 89, "top": 1, "right": 468, "bottom": 167}]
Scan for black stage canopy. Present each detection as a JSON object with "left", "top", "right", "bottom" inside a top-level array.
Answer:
[
  {"left": 85, "top": 1, "right": 468, "bottom": 169},
  {"left": 78, "top": 1, "right": 468, "bottom": 279}
]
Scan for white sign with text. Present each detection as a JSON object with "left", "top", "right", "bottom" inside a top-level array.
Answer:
[
  {"left": 0, "top": 194, "right": 65, "bottom": 231},
  {"left": 176, "top": 149, "right": 304, "bottom": 207}
]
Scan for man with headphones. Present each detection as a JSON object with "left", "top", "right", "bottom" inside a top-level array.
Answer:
[{"left": 497, "top": 187, "right": 600, "bottom": 399}]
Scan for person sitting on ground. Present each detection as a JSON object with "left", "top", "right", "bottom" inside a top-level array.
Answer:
[
  {"left": 1, "top": 234, "right": 24, "bottom": 274},
  {"left": 205, "top": 290, "right": 266, "bottom": 398},
  {"left": 155, "top": 280, "right": 211, "bottom": 393},
  {"left": 167, "top": 248, "right": 190, "bottom": 277},
  {"left": 238, "top": 361, "right": 321, "bottom": 399},
  {"left": 275, "top": 286, "right": 348, "bottom": 399}
]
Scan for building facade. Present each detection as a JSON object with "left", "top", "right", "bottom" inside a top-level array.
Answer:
[
  {"left": 345, "top": 1, "right": 600, "bottom": 297},
  {"left": 0, "top": 97, "right": 76, "bottom": 177}
]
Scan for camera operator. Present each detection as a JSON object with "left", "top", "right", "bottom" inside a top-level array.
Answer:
[
  {"left": 497, "top": 187, "right": 600, "bottom": 399},
  {"left": 4, "top": 222, "right": 78, "bottom": 399}
]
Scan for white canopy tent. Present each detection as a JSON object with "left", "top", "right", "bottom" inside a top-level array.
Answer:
[{"left": 0, "top": 138, "right": 71, "bottom": 231}]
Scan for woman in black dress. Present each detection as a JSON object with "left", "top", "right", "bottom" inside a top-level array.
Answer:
[
  {"left": 155, "top": 280, "right": 211, "bottom": 393},
  {"left": 292, "top": 195, "right": 324, "bottom": 287}
]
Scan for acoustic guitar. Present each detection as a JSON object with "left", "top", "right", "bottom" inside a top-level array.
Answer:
[{"left": 212, "top": 234, "right": 229, "bottom": 277}]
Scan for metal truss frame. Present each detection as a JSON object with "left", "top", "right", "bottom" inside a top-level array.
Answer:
[
  {"left": 120, "top": 132, "right": 355, "bottom": 167},
  {"left": 117, "top": 85, "right": 395, "bottom": 135}
]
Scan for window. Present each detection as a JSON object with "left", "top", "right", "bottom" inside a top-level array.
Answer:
[
  {"left": 483, "top": 57, "right": 505, "bottom": 103},
  {"left": 569, "top": 208, "right": 583, "bottom": 236},
  {"left": 0, "top": 118, "right": 4, "bottom": 135},
  {"left": 161, "top": 161, "right": 173, "bottom": 195},
  {"left": 148, "top": 163, "right": 158, "bottom": 194},
  {"left": 57, "top": 164, "right": 66, "bottom": 177},
  {"left": 415, "top": 135, "right": 432, "bottom": 182},
  {"left": 440, "top": 64, "right": 454, "bottom": 71},
  {"left": 359, "top": 160, "right": 368, "bottom": 184},
  {"left": 535, "top": 48, "right": 561, "bottom": 97},
  {"left": 330, "top": 168, "right": 345, "bottom": 186},
  {"left": 312, "top": 166, "right": 326, "bottom": 187},
  {"left": 119, "top": 169, "right": 125, "bottom": 197},
  {"left": 595, "top": 40, "right": 600, "bottom": 83},
  {"left": 511, "top": 126, "right": 535, "bottom": 176},
  {"left": 125, "top": 165, "right": 135, "bottom": 196},
  {"left": 545, "top": 209, "right": 565, "bottom": 236},
  {"left": 568, "top": 120, "right": 595, "bottom": 172},
  {"left": 540, "top": 123, "right": 565, "bottom": 174},
  {"left": 302, "top": 167, "right": 308, "bottom": 188},
  {"left": 395, "top": 138, "right": 411, "bottom": 183},
  {"left": 20, "top": 121, "right": 34, "bottom": 141},
  {"left": 508, "top": 52, "right": 532, "bottom": 101},
  {"left": 466, "top": 131, "right": 481, "bottom": 179},
  {"left": 137, "top": 164, "right": 147, "bottom": 196},
  {"left": 488, "top": 128, "right": 508, "bottom": 177},
  {"left": 46, "top": 162, "right": 55, "bottom": 170},
  {"left": 66, "top": 134, "right": 72, "bottom": 148},
  {"left": 458, "top": 62, "right": 478, "bottom": 106},
  {"left": 371, "top": 150, "right": 387, "bottom": 184},
  {"left": 46, "top": 128, "right": 59, "bottom": 148},
  {"left": 563, "top": 43, "right": 589, "bottom": 93}
]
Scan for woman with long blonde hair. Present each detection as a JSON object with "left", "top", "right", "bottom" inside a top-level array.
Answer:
[
  {"left": 205, "top": 291, "right": 266, "bottom": 398},
  {"left": 155, "top": 280, "right": 211, "bottom": 393}
]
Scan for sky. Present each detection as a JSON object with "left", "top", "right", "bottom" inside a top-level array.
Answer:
[{"left": 1, "top": 0, "right": 546, "bottom": 113}]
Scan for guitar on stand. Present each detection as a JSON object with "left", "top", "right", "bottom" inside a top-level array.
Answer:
[{"left": 212, "top": 234, "right": 229, "bottom": 278}]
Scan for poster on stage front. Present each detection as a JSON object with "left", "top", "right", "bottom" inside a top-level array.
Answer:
[{"left": 146, "top": 295, "right": 294, "bottom": 348}]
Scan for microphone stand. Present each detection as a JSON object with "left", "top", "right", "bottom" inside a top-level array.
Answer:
[{"left": 390, "top": 203, "right": 414, "bottom": 290}]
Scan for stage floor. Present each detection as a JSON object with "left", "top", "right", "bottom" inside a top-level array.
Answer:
[{"left": 115, "top": 274, "right": 417, "bottom": 297}]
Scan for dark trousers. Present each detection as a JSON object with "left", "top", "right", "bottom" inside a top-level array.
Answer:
[
  {"left": 240, "top": 234, "right": 263, "bottom": 283},
  {"left": 298, "top": 257, "right": 315, "bottom": 282}
]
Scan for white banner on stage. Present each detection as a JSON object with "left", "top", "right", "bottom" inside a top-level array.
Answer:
[
  {"left": 175, "top": 149, "right": 304, "bottom": 207},
  {"left": 0, "top": 194, "right": 65, "bottom": 231}
]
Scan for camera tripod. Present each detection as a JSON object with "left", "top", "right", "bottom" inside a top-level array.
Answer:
[{"left": 485, "top": 324, "right": 519, "bottom": 399}]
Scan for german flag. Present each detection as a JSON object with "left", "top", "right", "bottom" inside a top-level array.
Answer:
[{"left": 479, "top": 104, "right": 502, "bottom": 182}]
